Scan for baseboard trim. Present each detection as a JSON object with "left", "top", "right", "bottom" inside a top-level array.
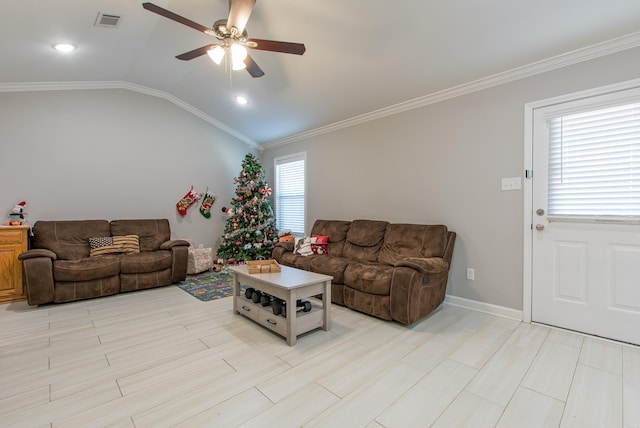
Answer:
[{"left": 445, "top": 294, "right": 523, "bottom": 321}]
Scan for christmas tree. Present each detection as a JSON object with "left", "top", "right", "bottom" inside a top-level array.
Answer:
[{"left": 217, "top": 153, "right": 279, "bottom": 261}]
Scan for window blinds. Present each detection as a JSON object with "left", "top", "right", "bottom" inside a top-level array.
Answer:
[
  {"left": 275, "top": 154, "right": 305, "bottom": 234},
  {"left": 547, "top": 101, "right": 640, "bottom": 218}
]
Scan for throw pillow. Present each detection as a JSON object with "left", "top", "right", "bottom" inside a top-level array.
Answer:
[
  {"left": 311, "top": 235, "right": 329, "bottom": 255},
  {"left": 89, "top": 236, "right": 122, "bottom": 257},
  {"left": 294, "top": 236, "right": 329, "bottom": 256},
  {"left": 89, "top": 235, "right": 140, "bottom": 256},
  {"left": 113, "top": 235, "right": 140, "bottom": 254},
  {"left": 294, "top": 237, "right": 313, "bottom": 256}
]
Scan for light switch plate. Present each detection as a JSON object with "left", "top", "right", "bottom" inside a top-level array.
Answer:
[{"left": 501, "top": 177, "right": 521, "bottom": 191}]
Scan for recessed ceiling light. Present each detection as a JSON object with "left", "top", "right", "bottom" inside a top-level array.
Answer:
[
  {"left": 235, "top": 96, "right": 248, "bottom": 105},
  {"left": 52, "top": 43, "right": 77, "bottom": 53}
]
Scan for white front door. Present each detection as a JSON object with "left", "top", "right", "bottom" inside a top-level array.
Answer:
[{"left": 530, "top": 89, "right": 640, "bottom": 346}]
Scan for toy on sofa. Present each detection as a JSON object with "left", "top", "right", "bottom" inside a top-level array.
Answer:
[{"left": 278, "top": 229, "right": 294, "bottom": 243}]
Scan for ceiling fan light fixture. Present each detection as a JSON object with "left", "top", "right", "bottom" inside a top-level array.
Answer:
[
  {"left": 230, "top": 42, "right": 247, "bottom": 70},
  {"left": 231, "top": 57, "right": 247, "bottom": 71},
  {"left": 230, "top": 43, "right": 247, "bottom": 61},
  {"left": 208, "top": 45, "right": 225, "bottom": 65}
]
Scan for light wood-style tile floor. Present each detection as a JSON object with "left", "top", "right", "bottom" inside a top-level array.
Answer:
[{"left": 1, "top": 285, "right": 638, "bottom": 427}]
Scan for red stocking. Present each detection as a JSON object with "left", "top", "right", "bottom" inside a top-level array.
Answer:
[{"left": 176, "top": 186, "right": 201, "bottom": 216}]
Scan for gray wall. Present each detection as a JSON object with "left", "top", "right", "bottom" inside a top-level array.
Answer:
[
  {"left": 0, "top": 88, "right": 254, "bottom": 249},
  {"left": 262, "top": 47, "right": 640, "bottom": 311}
]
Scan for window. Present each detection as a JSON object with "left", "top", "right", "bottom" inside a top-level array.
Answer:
[
  {"left": 548, "top": 101, "right": 640, "bottom": 219},
  {"left": 274, "top": 153, "right": 305, "bottom": 235}
]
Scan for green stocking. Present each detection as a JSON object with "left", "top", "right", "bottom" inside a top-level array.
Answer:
[{"left": 199, "top": 191, "right": 216, "bottom": 218}]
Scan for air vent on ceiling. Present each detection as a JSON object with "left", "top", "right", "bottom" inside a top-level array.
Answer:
[{"left": 95, "top": 12, "right": 122, "bottom": 28}]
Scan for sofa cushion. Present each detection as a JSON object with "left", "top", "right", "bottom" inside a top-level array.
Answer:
[
  {"left": 343, "top": 220, "right": 388, "bottom": 262},
  {"left": 310, "top": 220, "right": 351, "bottom": 257},
  {"left": 53, "top": 256, "right": 120, "bottom": 282},
  {"left": 309, "top": 256, "right": 350, "bottom": 284},
  {"left": 110, "top": 219, "right": 170, "bottom": 252},
  {"left": 378, "top": 224, "right": 448, "bottom": 266},
  {"left": 119, "top": 250, "right": 172, "bottom": 274},
  {"left": 343, "top": 262, "right": 395, "bottom": 295},
  {"left": 279, "top": 252, "right": 318, "bottom": 271},
  {"left": 33, "top": 220, "right": 111, "bottom": 260}
]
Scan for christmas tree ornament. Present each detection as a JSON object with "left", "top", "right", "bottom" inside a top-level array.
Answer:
[
  {"left": 176, "top": 185, "right": 202, "bottom": 216},
  {"left": 199, "top": 190, "right": 216, "bottom": 218}
]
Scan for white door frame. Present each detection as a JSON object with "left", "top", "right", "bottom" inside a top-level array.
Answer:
[{"left": 522, "top": 77, "right": 640, "bottom": 324}]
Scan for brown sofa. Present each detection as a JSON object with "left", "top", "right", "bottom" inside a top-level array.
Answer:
[
  {"left": 18, "top": 219, "right": 189, "bottom": 305},
  {"left": 272, "top": 219, "right": 456, "bottom": 325}
]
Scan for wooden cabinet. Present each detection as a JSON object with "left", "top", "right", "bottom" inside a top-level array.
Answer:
[{"left": 0, "top": 226, "right": 29, "bottom": 303}]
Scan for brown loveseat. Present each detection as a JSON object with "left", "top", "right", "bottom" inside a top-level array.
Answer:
[
  {"left": 272, "top": 219, "right": 456, "bottom": 325},
  {"left": 18, "top": 219, "right": 189, "bottom": 305}
]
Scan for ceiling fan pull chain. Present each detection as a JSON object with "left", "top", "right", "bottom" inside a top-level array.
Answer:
[{"left": 228, "top": 56, "right": 233, "bottom": 87}]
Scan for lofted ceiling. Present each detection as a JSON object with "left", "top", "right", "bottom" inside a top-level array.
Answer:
[{"left": 2, "top": 0, "right": 640, "bottom": 148}]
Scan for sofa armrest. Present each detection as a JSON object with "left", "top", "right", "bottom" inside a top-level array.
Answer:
[
  {"left": 443, "top": 231, "right": 456, "bottom": 266},
  {"left": 20, "top": 256, "right": 56, "bottom": 305},
  {"left": 170, "top": 245, "right": 189, "bottom": 282},
  {"left": 272, "top": 241, "right": 294, "bottom": 262},
  {"left": 160, "top": 239, "right": 190, "bottom": 250},
  {"left": 390, "top": 263, "right": 451, "bottom": 325},
  {"left": 395, "top": 257, "right": 449, "bottom": 275},
  {"left": 18, "top": 249, "right": 57, "bottom": 261},
  {"left": 275, "top": 241, "right": 294, "bottom": 252}
]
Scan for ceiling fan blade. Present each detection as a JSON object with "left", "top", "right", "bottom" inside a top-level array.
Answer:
[
  {"left": 227, "top": 0, "right": 256, "bottom": 35},
  {"left": 142, "top": 2, "right": 215, "bottom": 36},
  {"left": 176, "top": 44, "right": 219, "bottom": 61},
  {"left": 244, "top": 54, "right": 265, "bottom": 78},
  {"left": 247, "top": 39, "right": 306, "bottom": 55}
]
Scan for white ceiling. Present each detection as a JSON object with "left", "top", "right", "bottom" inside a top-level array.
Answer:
[{"left": 2, "top": 0, "right": 640, "bottom": 147}]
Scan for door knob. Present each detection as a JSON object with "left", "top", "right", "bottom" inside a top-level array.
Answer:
[{"left": 535, "top": 224, "right": 544, "bottom": 231}]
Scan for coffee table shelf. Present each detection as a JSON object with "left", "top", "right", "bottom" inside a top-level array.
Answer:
[{"left": 228, "top": 265, "right": 333, "bottom": 345}]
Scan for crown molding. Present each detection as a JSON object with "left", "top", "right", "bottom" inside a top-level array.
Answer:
[
  {"left": 0, "top": 80, "right": 258, "bottom": 148},
  {"left": 261, "top": 30, "right": 640, "bottom": 150},
  {"left": 2, "top": 30, "right": 639, "bottom": 152}
]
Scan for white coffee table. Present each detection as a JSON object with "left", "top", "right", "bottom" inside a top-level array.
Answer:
[{"left": 228, "top": 264, "right": 333, "bottom": 345}]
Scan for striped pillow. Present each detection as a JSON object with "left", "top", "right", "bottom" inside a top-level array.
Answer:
[
  {"left": 113, "top": 235, "right": 140, "bottom": 254},
  {"left": 89, "top": 235, "right": 140, "bottom": 256}
]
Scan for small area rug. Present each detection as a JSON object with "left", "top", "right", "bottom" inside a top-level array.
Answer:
[{"left": 177, "top": 270, "right": 238, "bottom": 301}]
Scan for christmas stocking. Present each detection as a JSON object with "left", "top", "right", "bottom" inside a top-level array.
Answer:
[
  {"left": 176, "top": 186, "right": 201, "bottom": 216},
  {"left": 199, "top": 191, "right": 216, "bottom": 218}
]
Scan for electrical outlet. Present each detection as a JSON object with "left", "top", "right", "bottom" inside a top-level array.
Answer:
[{"left": 466, "top": 268, "right": 475, "bottom": 280}]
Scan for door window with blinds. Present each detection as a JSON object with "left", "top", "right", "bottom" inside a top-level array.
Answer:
[
  {"left": 274, "top": 153, "right": 305, "bottom": 235},
  {"left": 547, "top": 98, "right": 640, "bottom": 222}
]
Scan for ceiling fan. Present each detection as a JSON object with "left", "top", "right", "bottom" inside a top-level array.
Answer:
[{"left": 142, "top": 1, "right": 306, "bottom": 78}]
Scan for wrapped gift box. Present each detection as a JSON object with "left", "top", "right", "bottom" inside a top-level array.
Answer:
[{"left": 187, "top": 247, "right": 213, "bottom": 274}]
